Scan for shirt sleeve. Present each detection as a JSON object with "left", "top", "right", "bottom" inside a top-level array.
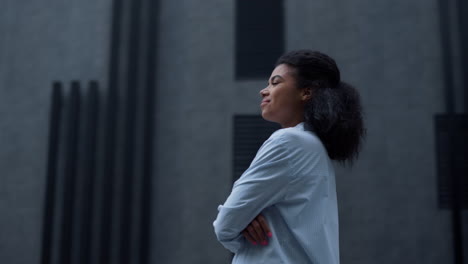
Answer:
[{"left": 213, "top": 135, "right": 295, "bottom": 253}]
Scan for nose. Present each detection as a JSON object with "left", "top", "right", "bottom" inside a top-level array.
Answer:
[{"left": 259, "top": 87, "right": 268, "bottom": 97}]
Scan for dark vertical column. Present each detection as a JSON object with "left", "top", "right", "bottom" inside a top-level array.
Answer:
[
  {"left": 448, "top": 118, "right": 463, "bottom": 264},
  {"left": 438, "top": 1, "right": 464, "bottom": 263},
  {"left": 58, "top": 82, "right": 81, "bottom": 264},
  {"left": 40, "top": 82, "right": 63, "bottom": 264},
  {"left": 119, "top": 0, "right": 142, "bottom": 262},
  {"left": 78, "top": 81, "right": 99, "bottom": 264},
  {"left": 99, "top": 0, "right": 122, "bottom": 263},
  {"left": 97, "top": 0, "right": 159, "bottom": 262},
  {"left": 456, "top": 1, "right": 467, "bottom": 262},
  {"left": 455, "top": 0, "right": 468, "bottom": 259},
  {"left": 139, "top": 0, "right": 158, "bottom": 262},
  {"left": 456, "top": 0, "right": 468, "bottom": 113},
  {"left": 438, "top": 0, "right": 455, "bottom": 114}
]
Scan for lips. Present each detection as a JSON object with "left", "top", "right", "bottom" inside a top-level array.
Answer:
[{"left": 260, "top": 99, "right": 270, "bottom": 107}]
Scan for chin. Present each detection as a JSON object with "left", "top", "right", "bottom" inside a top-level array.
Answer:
[{"left": 261, "top": 111, "right": 276, "bottom": 123}]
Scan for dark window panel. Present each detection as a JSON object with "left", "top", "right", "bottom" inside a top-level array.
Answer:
[
  {"left": 434, "top": 114, "right": 468, "bottom": 209},
  {"left": 233, "top": 115, "right": 281, "bottom": 182},
  {"left": 235, "top": 0, "right": 284, "bottom": 79}
]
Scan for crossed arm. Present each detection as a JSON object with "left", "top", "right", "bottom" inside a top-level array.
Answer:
[
  {"left": 242, "top": 213, "right": 271, "bottom": 245},
  {"left": 213, "top": 135, "right": 295, "bottom": 252}
]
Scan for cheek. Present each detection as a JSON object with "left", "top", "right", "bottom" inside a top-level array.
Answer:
[
  {"left": 275, "top": 91, "right": 301, "bottom": 110},
  {"left": 266, "top": 96, "right": 297, "bottom": 119}
]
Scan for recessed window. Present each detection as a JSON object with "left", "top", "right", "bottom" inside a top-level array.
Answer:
[
  {"left": 235, "top": 0, "right": 285, "bottom": 80},
  {"left": 233, "top": 115, "right": 281, "bottom": 181},
  {"left": 434, "top": 114, "right": 468, "bottom": 209}
]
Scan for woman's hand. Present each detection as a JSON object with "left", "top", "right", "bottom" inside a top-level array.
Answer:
[{"left": 242, "top": 214, "right": 272, "bottom": 246}]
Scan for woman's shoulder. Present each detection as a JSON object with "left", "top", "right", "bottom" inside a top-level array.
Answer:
[
  {"left": 270, "top": 124, "right": 320, "bottom": 145},
  {"left": 264, "top": 124, "right": 329, "bottom": 173}
]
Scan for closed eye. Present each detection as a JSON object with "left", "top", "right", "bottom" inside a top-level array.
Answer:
[{"left": 269, "top": 75, "right": 283, "bottom": 86}]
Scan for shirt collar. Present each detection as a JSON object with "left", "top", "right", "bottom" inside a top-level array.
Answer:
[
  {"left": 295, "top": 121, "right": 314, "bottom": 132},
  {"left": 294, "top": 122, "right": 305, "bottom": 129}
]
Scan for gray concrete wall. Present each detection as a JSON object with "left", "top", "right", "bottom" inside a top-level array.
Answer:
[
  {"left": 0, "top": 0, "right": 460, "bottom": 263},
  {"left": 151, "top": 0, "right": 235, "bottom": 262},
  {"left": 0, "top": 1, "right": 111, "bottom": 263}
]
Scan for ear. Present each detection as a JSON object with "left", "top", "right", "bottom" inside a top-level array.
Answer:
[{"left": 301, "top": 87, "right": 313, "bottom": 101}]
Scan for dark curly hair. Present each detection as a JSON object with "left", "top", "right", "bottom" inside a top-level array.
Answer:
[{"left": 276, "top": 50, "right": 366, "bottom": 166}]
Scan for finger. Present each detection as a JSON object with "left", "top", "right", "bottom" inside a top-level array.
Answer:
[
  {"left": 242, "top": 230, "right": 257, "bottom": 245},
  {"left": 251, "top": 219, "right": 266, "bottom": 244},
  {"left": 247, "top": 225, "right": 261, "bottom": 243},
  {"left": 257, "top": 214, "right": 272, "bottom": 238}
]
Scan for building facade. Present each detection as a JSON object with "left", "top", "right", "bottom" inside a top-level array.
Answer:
[{"left": 1, "top": 0, "right": 465, "bottom": 263}]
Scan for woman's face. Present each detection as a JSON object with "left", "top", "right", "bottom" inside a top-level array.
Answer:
[{"left": 260, "top": 64, "right": 310, "bottom": 128}]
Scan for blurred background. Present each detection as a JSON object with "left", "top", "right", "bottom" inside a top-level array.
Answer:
[{"left": 1, "top": 0, "right": 467, "bottom": 263}]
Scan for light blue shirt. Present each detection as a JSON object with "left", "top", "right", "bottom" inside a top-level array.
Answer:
[{"left": 213, "top": 122, "right": 339, "bottom": 264}]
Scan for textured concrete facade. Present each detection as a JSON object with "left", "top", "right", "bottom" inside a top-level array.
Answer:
[
  {"left": 0, "top": 1, "right": 112, "bottom": 264},
  {"left": 152, "top": 1, "right": 235, "bottom": 262},
  {"left": 0, "top": 0, "right": 460, "bottom": 263}
]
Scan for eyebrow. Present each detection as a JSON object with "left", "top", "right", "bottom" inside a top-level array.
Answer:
[{"left": 269, "top": 75, "right": 284, "bottom": 83}]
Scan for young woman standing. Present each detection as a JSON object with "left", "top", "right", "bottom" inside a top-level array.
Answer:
[{"left": 214, "top": 50, "right": 366, "bottom": 264}]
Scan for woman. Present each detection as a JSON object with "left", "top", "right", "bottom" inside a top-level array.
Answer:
[{"left": 213, "top": 50, "right": 365, "bottom": 263}]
